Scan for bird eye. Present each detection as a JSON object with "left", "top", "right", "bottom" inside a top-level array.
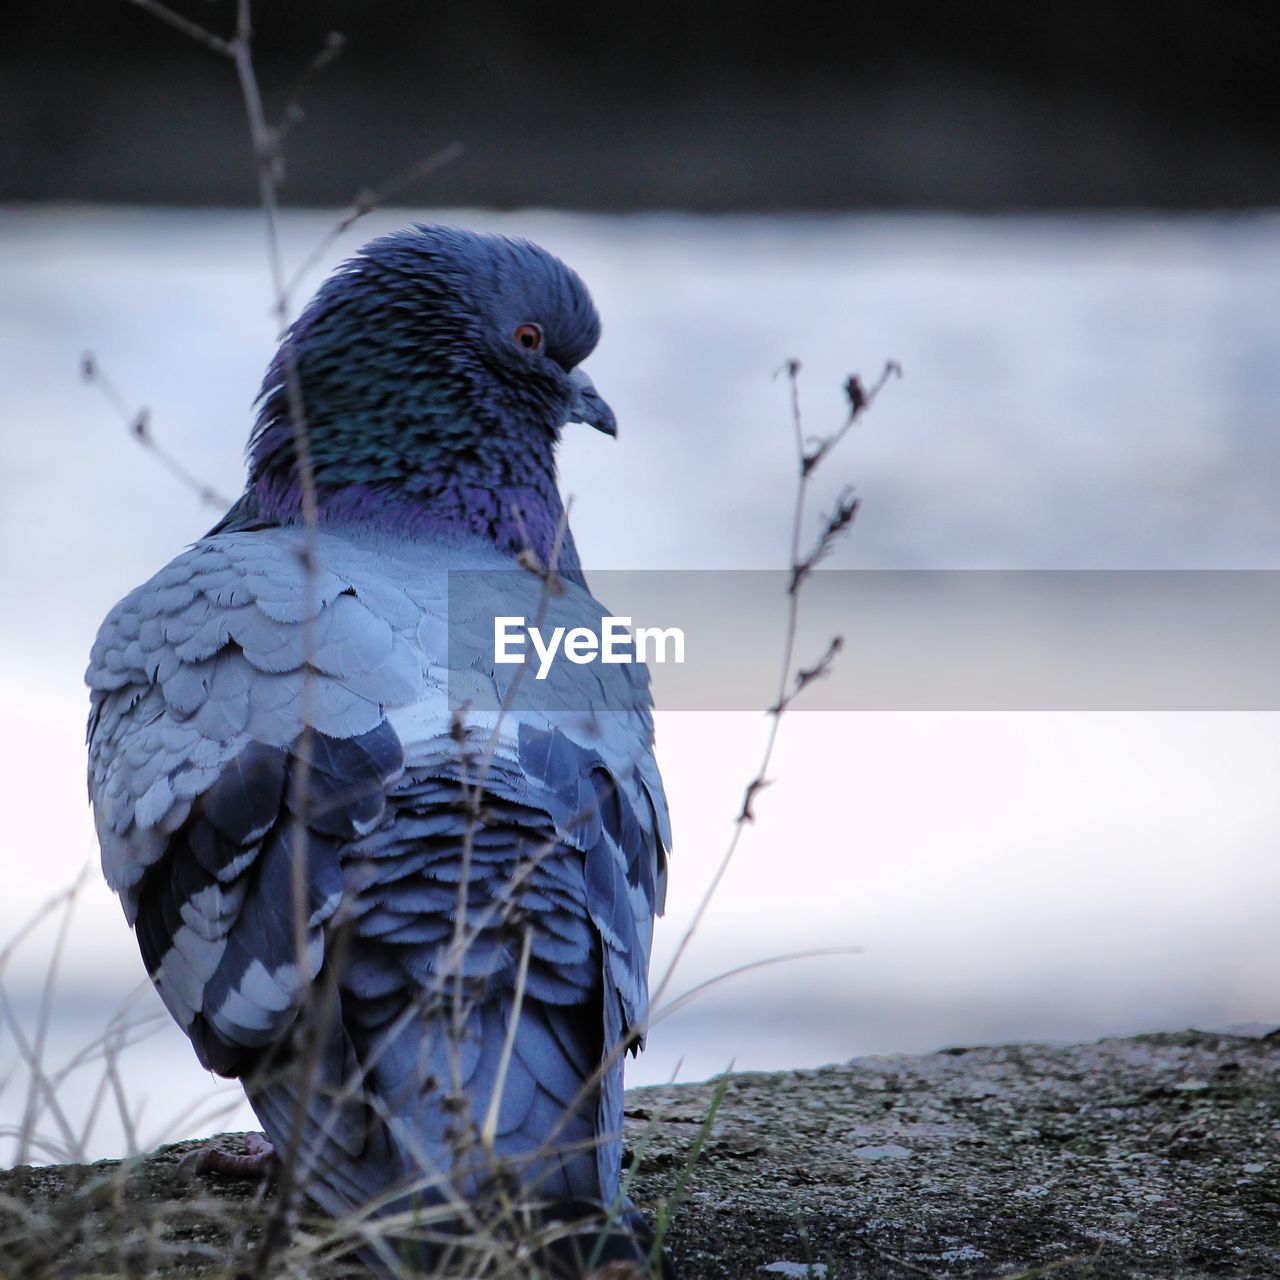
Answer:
[{"left": 513, "top": 323, "right": 543, "bottom": 352}]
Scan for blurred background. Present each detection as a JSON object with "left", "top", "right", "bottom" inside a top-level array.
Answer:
[
  {"left": 3, "top": 1, "right": 1280, "bottom": 1166},
  {"left": 6, "top": 0, "right": 1280, "bottom": 209}
]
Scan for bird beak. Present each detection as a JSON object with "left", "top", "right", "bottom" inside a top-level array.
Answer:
[{"left": 568, "top": 367, "right": 617, "bottom": 438}]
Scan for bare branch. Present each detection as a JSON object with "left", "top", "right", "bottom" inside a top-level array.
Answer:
[
  {"left": 652, "top": 356, "right": 898, "bottom": 1009},
  {"left": 790, "top": 488, "right": 861, "bottom": 593},
  {"left": 770, "top": 634, "right": 845, "bottom": 716},
  {"left": 122, "top": 0, "right": 233, "bottom": 55},
  {"left": 284, "top": 141, "right": 465, "bottom": 299},
  {"left": 274, "top": 29, "right": 347, "bottom": 149},
  {"left": 802, "top": 357, "right": 902, "bottom": 478},
  {"left": 81, "top": 352, "right": 232, "bottom": 509},
  {"left": 737, "top": 775, "right": 773, "bottom": 824}
]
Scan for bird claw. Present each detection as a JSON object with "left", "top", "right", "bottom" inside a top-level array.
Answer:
[{"left": 179, "top": 1132, "right": 277, "bottom": 1181}]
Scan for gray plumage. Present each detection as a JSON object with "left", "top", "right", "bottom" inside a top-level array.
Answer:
[{"left": 86, "top": 225, "right": 670, "bottom": 1270}]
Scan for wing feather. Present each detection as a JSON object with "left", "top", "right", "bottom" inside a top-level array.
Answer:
[{"left": 87, "top": 525, "right": 670, "bottom": 1222}]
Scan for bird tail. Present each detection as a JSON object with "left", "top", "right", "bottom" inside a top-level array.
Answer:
[{"left": 240, "top": 983, "right": 661, "bottom": 1275}]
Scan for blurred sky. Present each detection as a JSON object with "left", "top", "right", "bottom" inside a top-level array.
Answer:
[{"left": 2, "top": 206, "right": 1279, "bottom": 1164}]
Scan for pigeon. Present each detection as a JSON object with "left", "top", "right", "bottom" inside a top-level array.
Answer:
[{"left": 85, "top": 225, "right": 671, "bottom": 1272}]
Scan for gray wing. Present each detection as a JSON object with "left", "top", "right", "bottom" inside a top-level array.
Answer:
[
  {"left": 86, "top": 529, "right": 422, "bottom": 1072},
  {"left": 87, "top": 532, "right": 670, "bottom": 1215}
]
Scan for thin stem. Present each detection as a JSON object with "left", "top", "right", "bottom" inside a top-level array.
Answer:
[
  {"left": 651, "top": 359, "right": 899, "bottom": 1017},
  {"left": 284, "top": 141, "right": 464, "bottom": 299},
  {"left": 81, "top": 354, "right": 232, "bottom": 510},
  {"left": 123, "top": 0, "right": 232, "bottom": 54},
  {"left": 13, "top": 871, "right": 84, "bottom": 1165},
  {"left": 481, "top": 927, "right": 533, "bottom": 1150}
]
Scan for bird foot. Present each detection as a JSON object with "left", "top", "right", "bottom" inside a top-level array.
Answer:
[{"left": 179, "top": 1131, "right": 277, "bottom": 1180}]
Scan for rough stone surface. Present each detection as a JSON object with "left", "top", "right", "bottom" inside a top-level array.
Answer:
[
  {"left": 3, "top": 1031, "right": 1279, "bottom": 1278},
  {"left": 632, "top": 1030, "right": 1280, "bottom": 1279}
]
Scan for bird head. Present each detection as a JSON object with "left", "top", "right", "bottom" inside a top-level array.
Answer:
[{"left": 247, "top": 225, "right": 615, "bottom": 512}]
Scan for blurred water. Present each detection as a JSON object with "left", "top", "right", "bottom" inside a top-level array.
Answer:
[{"left": 2, "top": 206, "right": 1278, "bottom": 1165}]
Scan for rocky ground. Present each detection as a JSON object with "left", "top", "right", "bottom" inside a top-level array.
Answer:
[
  {"left": 3, "top": 1030, "right": 1278, "bottom": 1278},
  {"left": 637, "top": 1029, "right": 1280, "bottom": 1278}
]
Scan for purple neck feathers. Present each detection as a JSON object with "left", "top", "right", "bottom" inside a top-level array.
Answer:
[{"left": 249, "top": 476, "right": 579, "bottom": 572}]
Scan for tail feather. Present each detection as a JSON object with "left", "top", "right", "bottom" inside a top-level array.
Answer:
[{"left": 242, "top": 985, "right": 659, "bottom": 1274}]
